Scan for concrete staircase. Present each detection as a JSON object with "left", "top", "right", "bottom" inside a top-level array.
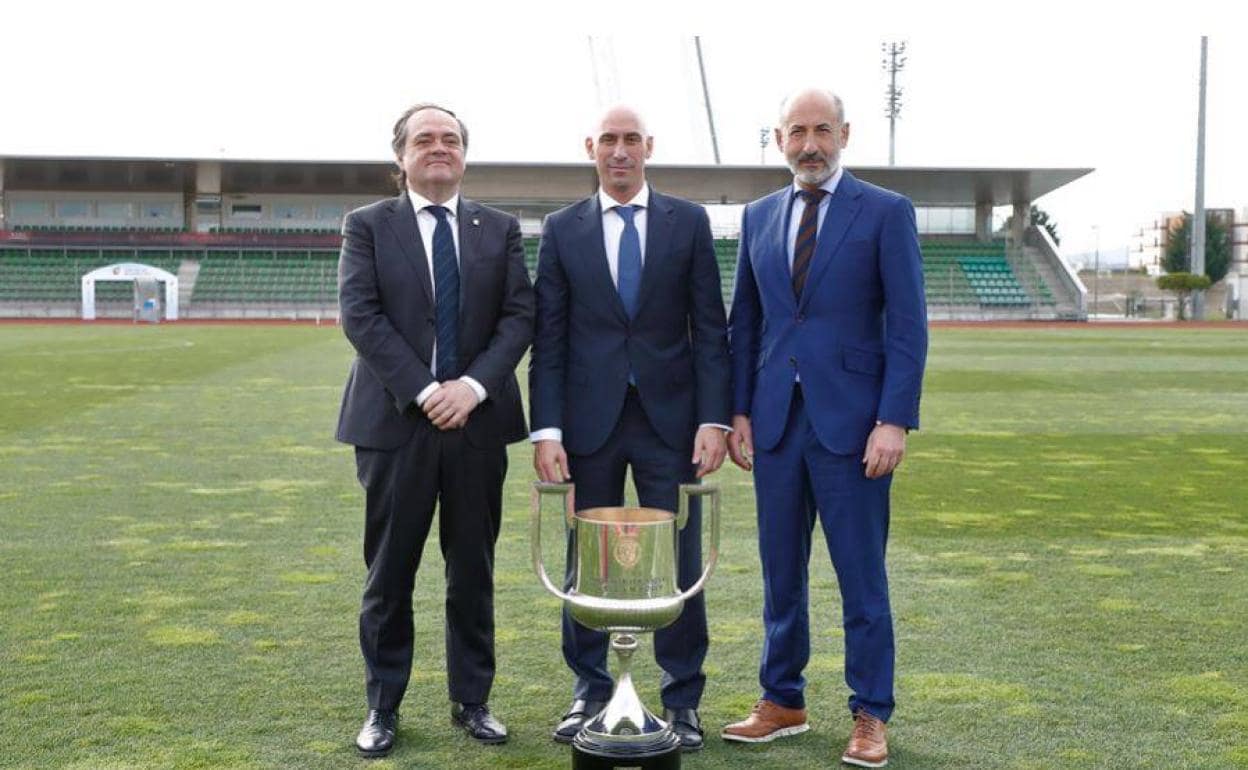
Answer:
[{"left": 177, "top": 259, "right": 200, "bottom": 309}]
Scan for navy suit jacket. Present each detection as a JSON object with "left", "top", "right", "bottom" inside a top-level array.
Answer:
[
  {"left": 728, "top": 171, "right": 928, "bottom": 455},
  {"left": 336, "top": 194, "right": 534, "bottom": 450},
  {"left": 529, "top": 189, "right": 730, "bottom": 457}
]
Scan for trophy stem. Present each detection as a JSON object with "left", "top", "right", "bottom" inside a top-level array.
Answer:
[
  {"left": 573, "top": 632, "right": 681, "bottom": 768},
  {"left": 611, "top": 632, "right": 639, "bottom": 665}
]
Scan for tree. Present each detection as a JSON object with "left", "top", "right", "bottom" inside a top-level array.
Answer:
[
  {"left": 1002, "top": 205, "right": 1060, "bottom": 245},
  {"left": 1157, "top": 272, "right": 1212, "bottom": 320},
  {"left": 1030, "top": 206, "right": 1060, "bottom": 246},
  {"left": 1162, "top": 212, "right": 1231, "bottom": 284}
]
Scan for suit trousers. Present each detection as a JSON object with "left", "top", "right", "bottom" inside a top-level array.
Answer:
[
  {"left": 753, "top": 385, "right": 896, "bottom": 722},
  {"left": 355, "top": 417, "right": 505, "bottom": 711},
  {"left": 561, "top": 388, "right": 707, "bottom": 709}
]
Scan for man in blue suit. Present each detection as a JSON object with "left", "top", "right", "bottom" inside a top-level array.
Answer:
[
  {"left": 722, "top": 89, "right": 927, "bottom": 768},
  {"left": 529, "top": 105, "right": 731, "bottom": 752}
]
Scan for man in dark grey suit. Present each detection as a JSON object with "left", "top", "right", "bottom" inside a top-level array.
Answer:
[{"left": 336, "top": 103, "right": 533, "bottom": 757}]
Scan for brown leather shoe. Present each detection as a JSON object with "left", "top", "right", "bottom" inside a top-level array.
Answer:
[
  {"left": 841, "top": 709, "right": 888, "bottom": 767},
  {"left": 721, "top": 699, "right": 809, "bottom": 743}
]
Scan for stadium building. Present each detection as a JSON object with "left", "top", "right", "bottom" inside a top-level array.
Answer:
[{"left": 0, "top": 154, "right": 1091, "bottom": 321}]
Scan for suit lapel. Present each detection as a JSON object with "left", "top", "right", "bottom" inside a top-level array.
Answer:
[
  {"left": 457, "top": 198, "right": 484, "bottom": 312},
  {"left": 798, "top": 170, "right": 864, "bottom": 310},
  {"left": 574, "top": 196, "right": 629, "bottom": 324},
  {"left": 639, "top": 189, "right": 674, "bottom": 313},
  {"left": 764, "top": 188, "right": 796, "bottom": 312},
  {"left": 382, "top": 193, "right": 434, "bottom": 308}
]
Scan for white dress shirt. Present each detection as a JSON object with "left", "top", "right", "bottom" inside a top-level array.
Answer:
[
  {"left": 598, "top": 183, "right": 650, "bottom": 285},
  {"left": 406, "top": 189, "right": 486, "bottom": 407},
  {"left": 531, "top": 183, "right": 728, "bottom": 444}
]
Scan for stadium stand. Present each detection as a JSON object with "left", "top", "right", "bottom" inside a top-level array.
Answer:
[{"left": 0, "top": 156, "right": 1092, "bottom": 320}]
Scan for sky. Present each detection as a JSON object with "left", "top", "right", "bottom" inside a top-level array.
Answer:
[{"left": 2, "top": 1, "right": 1243, "bottom": 265}]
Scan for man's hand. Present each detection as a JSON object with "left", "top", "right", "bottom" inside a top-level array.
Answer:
[
  {"left": 863, "top": 422, "right": 906, "bottom": 479},
  {"left": 533, "top": 440, "right": 570, "bottom": 483},
  {"left": 691, "top": 426, "right": 728, "bottom": 479},
  {"left": 727, "top": 414, "right": 754, "bottom": 471},
  {"left": 423, "top": 380, "right": 479, "bottom": 431}
]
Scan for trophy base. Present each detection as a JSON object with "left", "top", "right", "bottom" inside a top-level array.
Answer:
[{"left": 571, "top": 735, "right": 682, "bottom": 769}]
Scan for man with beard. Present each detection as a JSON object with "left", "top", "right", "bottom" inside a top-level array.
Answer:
[{"left": 721, "top": 88, "right": 927, "bottom": 768}]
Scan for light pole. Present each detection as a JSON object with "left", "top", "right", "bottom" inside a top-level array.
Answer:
[{"left": 881, "top": 41, "right": 907, "bottom": 166}]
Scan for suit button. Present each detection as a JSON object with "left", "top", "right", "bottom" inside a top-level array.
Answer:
[
  {"left": 789, "top": 356, "right": 797, "bottom": 368},
  {"left": 796, "top": 314, "right": 805, "bottom": 324}
]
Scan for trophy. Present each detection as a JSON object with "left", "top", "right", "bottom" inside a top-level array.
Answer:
[{"left": 531, "top": 482, "right": 721, "bottom": 770}]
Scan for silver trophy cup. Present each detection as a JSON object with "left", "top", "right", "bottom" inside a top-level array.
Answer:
[{"left": 532, "top": 482, "right": 721, "bottom": 770}]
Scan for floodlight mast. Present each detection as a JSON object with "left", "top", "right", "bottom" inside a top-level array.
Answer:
[{"left": 882, "top": 41, "right": 907, "bottom": 166}]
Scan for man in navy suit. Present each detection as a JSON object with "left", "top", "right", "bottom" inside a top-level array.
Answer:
[
  {"left": 336, "top": 103, "right": 533, "bottom": 757},
  {"left": 721, "top": 89, "right": 927, "bottom": 768},
  {"left": 529, "top": 105, "right": 731, "bottom": 752}
]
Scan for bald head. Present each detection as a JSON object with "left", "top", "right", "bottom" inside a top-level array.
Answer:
[
  {"left": 775, "top": 88, "right": 850, "bottom": 189},
  {"left": 586, "top": 104, "right": 653, "bottom": 204},
  {"left": 778, "top": 88, "right": 845, "bottom": 127},
  {"left": 592, "top": 104, "right": 650, "bottom": 139}
]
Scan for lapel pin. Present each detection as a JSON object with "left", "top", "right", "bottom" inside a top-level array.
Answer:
[{"left": 472, "top": 218, "right": 480, "bottom": 226}]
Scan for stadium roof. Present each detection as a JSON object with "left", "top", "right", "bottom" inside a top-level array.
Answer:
[{"left": 0, "top": 154, "right": 1092, "bottom": 209}]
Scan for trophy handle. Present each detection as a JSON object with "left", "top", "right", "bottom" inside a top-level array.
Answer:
[
  {"left": 531, "top": 481, "right": 576, "bottom": 601},
  {"left": 675, "top": 483, "right": 720, "bottom": 603}
]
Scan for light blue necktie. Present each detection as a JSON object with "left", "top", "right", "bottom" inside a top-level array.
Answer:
[
  {"left": 615, "top": 205, "right": 642, "bottom": 319},
  {"left": 427, "top": 206, "right": 458, "bottom": 380}
]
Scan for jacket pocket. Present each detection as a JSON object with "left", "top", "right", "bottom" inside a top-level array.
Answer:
[{"left": 842, "top": 346, "right": 885, "bottom": 377}]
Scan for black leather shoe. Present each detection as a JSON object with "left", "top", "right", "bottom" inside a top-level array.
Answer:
[
  {"left": 553, "top": 699, "right": 608, "bottom": 744},
  {"left": 664, "top": 708, "right": 704, "bottom": 752},
  {"left": 356, "top": 709, "right": 398, "bottom": 758},
  {"left": 451, "top": 702, "right": 508, "bottom": 745}
]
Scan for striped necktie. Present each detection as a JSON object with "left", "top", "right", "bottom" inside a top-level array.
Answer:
[
  {"left": 791, "top": 188, "right": 827, "bottom": 299},
  {"left": 427, "top": 205, "right": 459, "bottom": 380}
]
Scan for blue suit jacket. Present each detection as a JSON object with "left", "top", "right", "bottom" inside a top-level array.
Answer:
[
  {"left": 728, "top": 171, "right": 928, "bottom": 455},
  {"left": 530, "top": 189, "right": 730, "bottom": 456}
]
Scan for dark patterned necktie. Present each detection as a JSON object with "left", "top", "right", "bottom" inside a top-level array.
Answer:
[
  {"left": 427, "top": 205, "right": 459, "bottom": 380},
  {"left": 791, "top": 188, "right": 827, "bottom": 299}
]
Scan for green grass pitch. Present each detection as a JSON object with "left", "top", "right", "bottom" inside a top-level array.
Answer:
[{"left": 1, "top": 323, "right": 1245, "bottom": 769}]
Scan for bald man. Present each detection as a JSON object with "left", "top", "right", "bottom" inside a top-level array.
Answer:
[
  {"left": 529, "top": 105, "right": 731, "bottom": 752},
  {"left": 722, "top": 89, "right": 928, "bottom": 768}
]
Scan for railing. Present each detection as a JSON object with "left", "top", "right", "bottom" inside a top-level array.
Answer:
[{"left": 1026, "top": 225, "right": 1087, "bottom": 318}]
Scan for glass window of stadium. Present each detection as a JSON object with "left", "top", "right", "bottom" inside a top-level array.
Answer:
[
  {"left": 916, "top": 206, "right": 975, "bottom": 235},
  {"left": 10, "top": 200, "right": 49, "bottom": 220},
  {"left": 56, "top": 201, "right": 90, "bottom": 218},
  {"left": 97, "top": 202, "right": 133, "bottom": 220},
  {"left": 273, "top": 203, "right": 310, "bottom": 220},
  {"left": 143, "top": 203, "right": 175, "bottom": 220},
  {"left": 316, "top": 204, "right": 344, "bottom": 221},
  {"left": 230, "top": 203, "right": 263, "bottom": 219}
]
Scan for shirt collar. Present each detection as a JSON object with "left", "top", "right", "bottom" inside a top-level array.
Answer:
[
  {"left": 407, "top": 189, "right": 460, "bottom": 218},
  {"left": 791, "top": 165, "right": 843, "bottom": 201},
  {"left": 598, "top": 182, "right": 650, "bottom": 213}
]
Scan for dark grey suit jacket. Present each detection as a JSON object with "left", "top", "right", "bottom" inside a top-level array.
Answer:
[{"left": 336, "top": 193, "right": 533, "bottom": 450}]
